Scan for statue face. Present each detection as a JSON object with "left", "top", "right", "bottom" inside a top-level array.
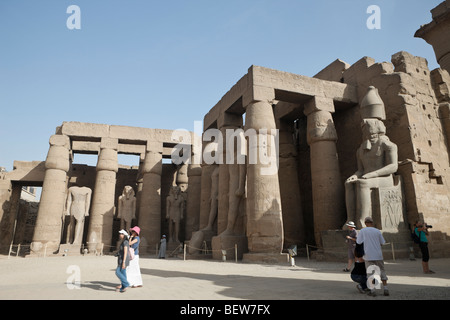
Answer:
[
  {"left": 361, "top": 119, "right": 385, "bottom": 144},
  {"left": 123, "top": 186, "right": 134, "bottom": 198},
  {"left": 171, "top": 186, "right": 181, "bottom": 198}
]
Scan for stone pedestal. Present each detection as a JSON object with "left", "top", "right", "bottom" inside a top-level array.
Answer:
[
  {"left": 242, "top": 252, "right": 290, "bottom": 264},
  {"left": 212, "top": 234, "right": 247, "bottom": 261},
  {"left": 58, "top": 243, "right": 83, "bottom": 256},
  {"left": 372, "top": 175, "right": 408, "bottom": 232},
  {"left": 189, "top": 229, "right": 215, "bottom": 254}
]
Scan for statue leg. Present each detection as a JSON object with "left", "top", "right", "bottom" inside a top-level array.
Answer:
[
  {"left": 203, "top": 197, "right": 218, "bottom": 231},
  {"left": 222, "top": 164, "right": 240, "bottom": 235},
  {"left": 344, "top": 181, "right": 357, "bottom": 226},
  {"left": 174, "top": 220, "right": 180, "bottom": 243},
  {"left": 67, "top": 215, "right": 76, "bottom": 244},
  {"left": 168, "top": 219, "right": 174, "bottom": 242},
  {"left": 73, "top": 218, "right": 84, "bottom": 245},
  {"left": 356, "top": 180, "right": 371, "bottom": 228},
  {"left": 356, "top": 176, "right": 395, "bottom": 227}
]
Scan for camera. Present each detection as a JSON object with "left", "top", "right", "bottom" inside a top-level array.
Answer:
[{"left": 426, "top": 224, "right": 433, "bottom": 229}]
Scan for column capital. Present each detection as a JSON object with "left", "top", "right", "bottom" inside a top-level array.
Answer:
[
  {"left": 49, "top": 134, "right": 70, "bottom": 148},
  {"left": 96, "top": 138, "right": 118, "bottom": 172},
  {"left": 303, "top": 96, "right": 335, "bottom": 116},
  {"left": 242, "top": 85, "right": 276, "bottom": 108},
  {"left": 244, "top": 100, "right": 277, "bottom": 132},
  {"left": 45, "top": 134, "right": 70, "bottom": 172},
  {"left": 306, "top": 109, "right": 338, "bottom": 145},
  {"left": 217, "top": 111, "right": 243, "bottom": 130},
  {"left": 100, "top": 137, "right": 118, "bottom": 150},
  {"left": 142, "top": 142, "right": 163, "bottom": 175}
]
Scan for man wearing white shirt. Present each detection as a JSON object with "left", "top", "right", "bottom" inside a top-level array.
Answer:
[{"left": 356, "top": 216, "right": 389, "bottom": 296}]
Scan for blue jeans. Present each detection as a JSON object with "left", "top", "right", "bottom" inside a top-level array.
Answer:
[
  {"left": 351, "top": 274, "right": 368, "bottom": 290},
  {"left": 115, "top": 266, "right": 129, "bottom": 290}
]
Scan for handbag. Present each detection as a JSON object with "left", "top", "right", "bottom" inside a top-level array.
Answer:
[{"left": 129, "top": 246, "right": 135, "bottom": 260}]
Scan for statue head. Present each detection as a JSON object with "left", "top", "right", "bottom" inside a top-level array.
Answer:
[
  {"left": 170, "top": 185, "right": 181, "bottom": 199},
  {"left": 360, "top": 86, "right": 386, "bottom": 121},
  {"left": 122, "top": 185, "right": 135, "bottom": 199},
  {"left": 361, "top": 118, "right": 386, "bottom": 144}
]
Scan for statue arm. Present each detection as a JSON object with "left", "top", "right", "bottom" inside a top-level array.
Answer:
[
  {"left": 166, "top": 198, "right": 170, "bottom": 219},
  {"left": 132, "top": 198, "right": 136, "bottom": 220},
  {"left": 235, "top": 162, "right": 246, "bottom": 196},
  {"left": 85, "top": 189, "right": 92, "bottom": 216},
  {"left": 362, "top": 142, "right": 398, "bottom": 179},
  {"left": 346, "top": 149, "right": 364, "bottom": 182},
  {"left": 65, "top": 189, "right": 72, "bottom": 215},
  {"left": 181, "top": 198, "right": 185, "bottom": 219},
  {"left": 117, "top": 196, "right": 123, "bottom": 219}
]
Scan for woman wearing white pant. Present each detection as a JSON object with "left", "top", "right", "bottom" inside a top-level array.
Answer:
[{"left": 127, "top": 226, "right": 143, "bottom": 288}]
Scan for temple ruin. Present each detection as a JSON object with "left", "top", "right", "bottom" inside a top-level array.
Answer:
[{"left": 1, "top": 1, "right": 450, "bottom": 261}]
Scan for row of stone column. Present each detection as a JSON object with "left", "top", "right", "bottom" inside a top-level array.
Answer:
[
  {"left": 198, "top": 96, "right": 344, "bottom": 256},
  {"left": 30, "top": 137, "right": 164, "bottom": 255},
  {"left": 30, "top": 96, "right": 344, "bottom": 256}
]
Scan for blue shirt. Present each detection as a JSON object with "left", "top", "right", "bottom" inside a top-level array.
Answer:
[
  {"left": 356, "top": 227, "right": 386, "bottom": 261},
  {"left": 130, "top": 236, "right": 140, "bottom": 255},
  {"left": 415, "top": 228, "right": 428, "bottom": 243}
]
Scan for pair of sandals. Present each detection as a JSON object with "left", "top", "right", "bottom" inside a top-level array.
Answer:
[
  {"left": 116, "top": 284, "right": 143, "bottom": 292},
  {"left": 116, "top": 285, "right": 128, "bottom": 293}
]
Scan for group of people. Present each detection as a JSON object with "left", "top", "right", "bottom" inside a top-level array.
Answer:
[
  {"left": 344, "top": 217, "right": 434, "bottom": 297},
  {"left": 115, "top": 228, "right": 169, "bottom": 292},
  {"left": 115, "top": 226, "right": 143, "bottom": 293}
]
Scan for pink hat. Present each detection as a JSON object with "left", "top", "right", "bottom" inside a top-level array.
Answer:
[{"left": 130, "top": 226, "right": 140, "bottom": 235}]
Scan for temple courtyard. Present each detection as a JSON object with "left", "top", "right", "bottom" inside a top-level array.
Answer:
[{"left": 1, "top": 255, "right": 449, "bottom": 300}]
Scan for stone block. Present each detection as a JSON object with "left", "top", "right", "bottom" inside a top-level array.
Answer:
[
  {"left": 212, "top": 234, "right": 247, "bottom": 261},
  {"left": 59, "top": 243, "right": 83, "bottom": 256}
]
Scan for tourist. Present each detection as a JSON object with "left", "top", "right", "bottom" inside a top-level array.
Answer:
[
  {"left": 351, "top": 245, "right": 369, "bottom": 294},
  {"left": 343, "top": 221, "right": 357, "bottom": 272},
  {"left": 414, "top": 220, "right": 435, "bottom": 274},
  {"left": 356, "top": 217, "right": 389, "bottom": 296},
  {"left": 115, "top": 229, "right": 130, "bottom": 293},
  {"left": 158, "top": 234, "right": 166, "bottom": 259},
  {"left": 127, "top": 226, "right": 143, "bottom": 287}
]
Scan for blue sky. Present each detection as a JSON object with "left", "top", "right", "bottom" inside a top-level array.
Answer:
[{"left": 0, "top": 0, "right": 443, "bottom": 170}]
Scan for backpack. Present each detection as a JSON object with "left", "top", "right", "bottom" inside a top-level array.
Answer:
[
  {"left": 355, "top": 242, "right": 364, "bottom": 258},
  {"left": 411, "top": 229, "right": 421, "bottom": 244}
]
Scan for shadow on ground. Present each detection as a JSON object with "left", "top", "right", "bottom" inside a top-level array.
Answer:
[{"left": 137, "top": 266, "right": 450, "bottom": 300}]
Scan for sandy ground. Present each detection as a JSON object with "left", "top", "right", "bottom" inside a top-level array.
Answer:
[{"left": 1, "top": 254, "right": 450, "bottom": 302}]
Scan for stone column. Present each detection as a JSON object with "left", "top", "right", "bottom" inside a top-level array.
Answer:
[
  {"left": 414, "top": 1, "right": 450, "bottom": 74},
  {"left": 138, "top": 141, "right": 162, "bottom": 252},
  {"left": 304, "top": 97, "right": 345, "bottom": 246},
  {"left": 198, "top": 162, "right": 215, "bottom": 230},
  {"left": 244, "top": 100, "right": 284, "bottom": 255},
  {"left": 135, "top": 157, "right": 145, "bottom": 222},
  {"left": 216, "top": 112, "right": 243, "bottom": 234},
  {"left": 277, "top": 119, "right": 305, "bottom": 247},
  {"left": 87, "top": 137, "right": 118, "bottom": 253},
  {"left": 31, "top": 134, "right": 70, "bottom": 255},
  {"left": 185, "top": 161, "right": 202, "bottom": 240}
]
